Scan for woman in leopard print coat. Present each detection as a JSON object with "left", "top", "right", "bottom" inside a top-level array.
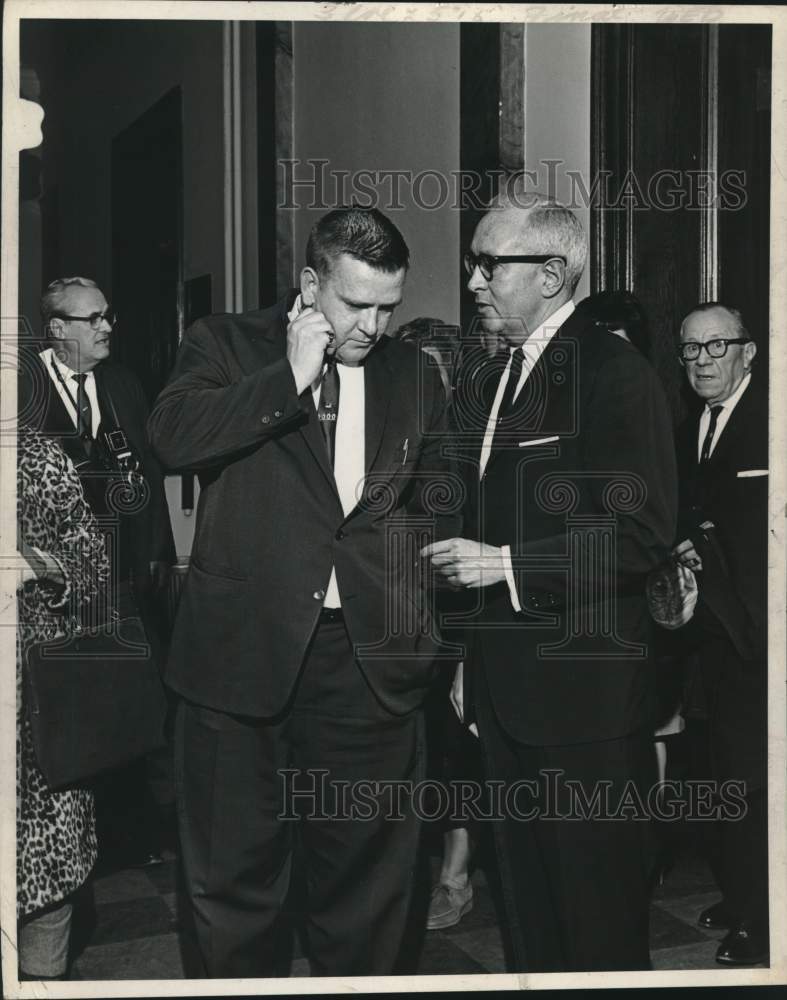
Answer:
[{"left": 16, "top": 426, "right": 108, "bottom": 977}]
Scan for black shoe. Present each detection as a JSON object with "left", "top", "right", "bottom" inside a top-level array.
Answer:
[
  {"left": 716, "top": 923, "right": 769, "bottom": 966},
  {"left": 129, "top": 850, "right": 165, "bottom": 869},
  {"left": 698, "top": 900, "right": 736, "bottom": 930}
]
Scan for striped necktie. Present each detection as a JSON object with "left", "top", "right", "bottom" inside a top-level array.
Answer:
[
  {"left": 72, "top": 373, "right": 93, "bottom": 441},
  {"left": 700, "top": 404, "right": 723, "bottom": 463},
  {"left": 317, "top": 360, "right": 340, "bottom": 467}
]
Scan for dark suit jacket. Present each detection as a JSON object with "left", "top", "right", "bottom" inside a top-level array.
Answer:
[
  {"left": 451, "top": 309, "right": 678, "bottom": 746},
  {"left": 675, "top": 379, "right": 767, "bottom": 783},
  {"left": 19, "top": 350, "right": 175, "bottom": 583},
  {"left": 676, "top": 380, "right": 768, "bottom": 662},
  {"left": 148, "top": 296, "right": 459, "bottom": 718}
]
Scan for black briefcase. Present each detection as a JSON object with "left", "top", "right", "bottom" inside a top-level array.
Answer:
[{"left": 24, "top": 609, "right": 167, "bottom": 791}]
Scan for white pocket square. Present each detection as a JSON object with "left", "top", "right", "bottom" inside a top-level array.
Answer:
[
  {"left": 737, "top": 469, "right": 768, "bottom": 478},
  {"left": 518, "top": 436, "right": 560, "bottom": 448}
]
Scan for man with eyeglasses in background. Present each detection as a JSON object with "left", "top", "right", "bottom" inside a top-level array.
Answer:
[
  {"left": 21, "top": 276, "right": 175, "bottom": 869},
  {"left": 423, "top": 186, "right": 677, "bottom": 972},
  {"left": 670, "top": 303, "right": 768, "bottom": 966}
]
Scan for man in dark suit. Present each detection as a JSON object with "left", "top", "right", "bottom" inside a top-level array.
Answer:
[
  {"left": 423, "top": 190, "right": 678, "bottom": 971},
  {"left": 22, "top": 276, "right": 176, "bottom": 864},
  {"left": 148, "top": 208, "right": 458, "bottom": 978},
  {"left": 672, "top": 303, "right": 768, "bottom": 966}
]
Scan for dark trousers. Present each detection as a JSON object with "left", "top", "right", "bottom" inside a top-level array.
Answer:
[
  {"left": 174, "top": 619, "right": 424, "bottom": 978},
  {"left": 698, "top": 643, "right": 769, "bottom": 932},
  {"left": 93, "top": 579, "right": 171, "bottom": 861},
  {"left": 475, "top": 664, "right": 655, "bottom": 972},
  {"left": 720, "top": 788, "right": 768, "bottom": 928}
]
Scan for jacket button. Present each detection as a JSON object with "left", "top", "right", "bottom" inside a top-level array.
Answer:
[
  {"left": 274, "top": 410, "right": 282, "bottom": 418},
  {"left": 313, "top": 589, "right": 325, "bottom": 600},
  {"left": 261, "top": 415, "right": 270, "bottom": 424},
  {"left": 335, "top": 528, "right": 345, "bottom": 540}
]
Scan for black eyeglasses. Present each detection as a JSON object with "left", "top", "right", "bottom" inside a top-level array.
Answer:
[
  {"left": 463, "top": 251, "right": 567, "bottom": 282},
  {"left": 50, "top": 309, "right": 116, "bottom": 331},
  {"left": 678, "top": 338, "right": 750, "bottom": 362}
]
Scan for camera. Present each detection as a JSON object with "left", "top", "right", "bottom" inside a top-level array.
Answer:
[{"left": 98, "top": 427, "right": 144, "bottom": 484}]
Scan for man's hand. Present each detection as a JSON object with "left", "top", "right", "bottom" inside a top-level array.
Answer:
[
  {"left": 287, "top": 306, "right": 334, "bottom": 394},
  {"left": 421, "top": 537, "right": 506, "bottom": 589},
  {"left": 449, "top": 661, "right": 479, "bottom": 738},
  {"left": 673, "top": 538, "right": 703, "bottom": 573},
  {"left": 647, "top": 559, "right": 698, "bottom": 630}
]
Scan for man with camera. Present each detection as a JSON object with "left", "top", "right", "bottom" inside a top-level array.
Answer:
[
  {"left": 24, "top": 276, "right": 176, "bottom": 865},
  {"left": 672, "top": 303, "right": 768, "bottom": 966}
]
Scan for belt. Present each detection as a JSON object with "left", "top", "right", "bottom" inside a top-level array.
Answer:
[{"left": 318, "top": 606, "right": 344, "bottom": 623}]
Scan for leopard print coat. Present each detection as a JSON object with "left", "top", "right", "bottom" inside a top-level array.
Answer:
[{"left": 17, "top": 427, "right": 109, "bottom": 917}]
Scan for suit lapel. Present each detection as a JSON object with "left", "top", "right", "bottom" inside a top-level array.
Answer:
[
  {"left": 299, "top": 387, "right": 341, "bottom": 497},
  {"left": 481, "top": 336, "right": 566, "bottom": 477},
  {"left": 38, "top": 357, "right": 94, "bottom": 460},
  {"left": 258, "top": 305, "right": 339, "bottom": 498},
  {"left": 93, "top": 364, "right": 111, "bottom": 437},
  {"left": 707, "top": 388, "right": 750, "bottom": 469},
  {"left": 363, "top": 342, "right": 392, "bottom": 474}
]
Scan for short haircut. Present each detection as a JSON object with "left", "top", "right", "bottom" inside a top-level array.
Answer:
[
  {"left": 679, "top": 302, "right": 750, "bottom": 343},
  {"left": 306, "top": 207, "right": 410, "bottom": 277},
  {"left": 489, "top": 182, "right": 587, "bottom": 296},
  {"left": 41, "top": 276, "right": 99, "bottom": 329}
]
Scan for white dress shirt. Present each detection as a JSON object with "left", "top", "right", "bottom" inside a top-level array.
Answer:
[
  {"left": 288, "top": 296, "right": 365, "bottom": 609},
  {"left": 696, "top": 372, "right": 751, "bottom": 462},
  {"left": 477, "top": 300, "right": 576, "bottom": 612},
  {"left": 39, "top": 346, "right": 101, "bottom": 437}
]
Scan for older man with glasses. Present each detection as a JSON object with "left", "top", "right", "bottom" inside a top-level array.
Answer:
[
  {"left": 423, "top": 187, "right": 678, "bottom": 972},
  {"left": 33, "top": 277, "right": 174, "bottom": 592},
  {"left": 20, "top": 276, "right": 176, "bottom": 870},
  {"left": 671, "top": 303, "right": 768, "bottom": 966}
]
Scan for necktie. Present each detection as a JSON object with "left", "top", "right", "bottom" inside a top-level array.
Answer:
[
  {"left": 72, "top": 373, "right": 94, "bottom": 441},
  {"left": 490, "top": 349, "right": 525, "bottom": 453},
  {"left": 317, "top": 359, "right": 340, "bottom": 467},
  {"left": 700, "top": 404, "right": 723, "bottom": 463}
]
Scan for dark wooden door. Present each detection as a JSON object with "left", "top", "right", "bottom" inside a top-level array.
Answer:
[
  {"left": 591, "top": 24, "right": 771, "bottom": 423},
  {"left": 111, "top": 87, "right": 184, "bottom": 403}
]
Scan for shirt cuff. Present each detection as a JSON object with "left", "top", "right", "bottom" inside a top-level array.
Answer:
[
  {"left": 29, "top": 545, "right": 48, "bottom": 569},
  {"left": 501, "top": 544, "right": 522, "bottom": 613}
]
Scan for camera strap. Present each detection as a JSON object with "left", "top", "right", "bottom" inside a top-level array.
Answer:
[
  {"left": 48, "top": 356, "right": 99, "bottom": 458},
  {"left": 49, "top": 355, "right": 85, "bottom": 426}
]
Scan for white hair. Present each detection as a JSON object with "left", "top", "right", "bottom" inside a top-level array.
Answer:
[
  {"left": 40, "top": 276, "right": 100, "bottom": 329},
  {"left": 489, "top": 184, "right": 587, "bottom": 296}
]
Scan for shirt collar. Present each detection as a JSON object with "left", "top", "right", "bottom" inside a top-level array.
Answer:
[
  {"left": 511, "top": 299, "right": 576, "bottom": 357},
  {"left": 707, "top": 371, "right": 751, "bottom": 413},
  {"left": 40, "top": 346, "right": 96, "bottom": 382}
]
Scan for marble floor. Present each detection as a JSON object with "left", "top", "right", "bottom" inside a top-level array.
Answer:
[{"left": 60, "top": 831, "right": 755, "bottom": 982}]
